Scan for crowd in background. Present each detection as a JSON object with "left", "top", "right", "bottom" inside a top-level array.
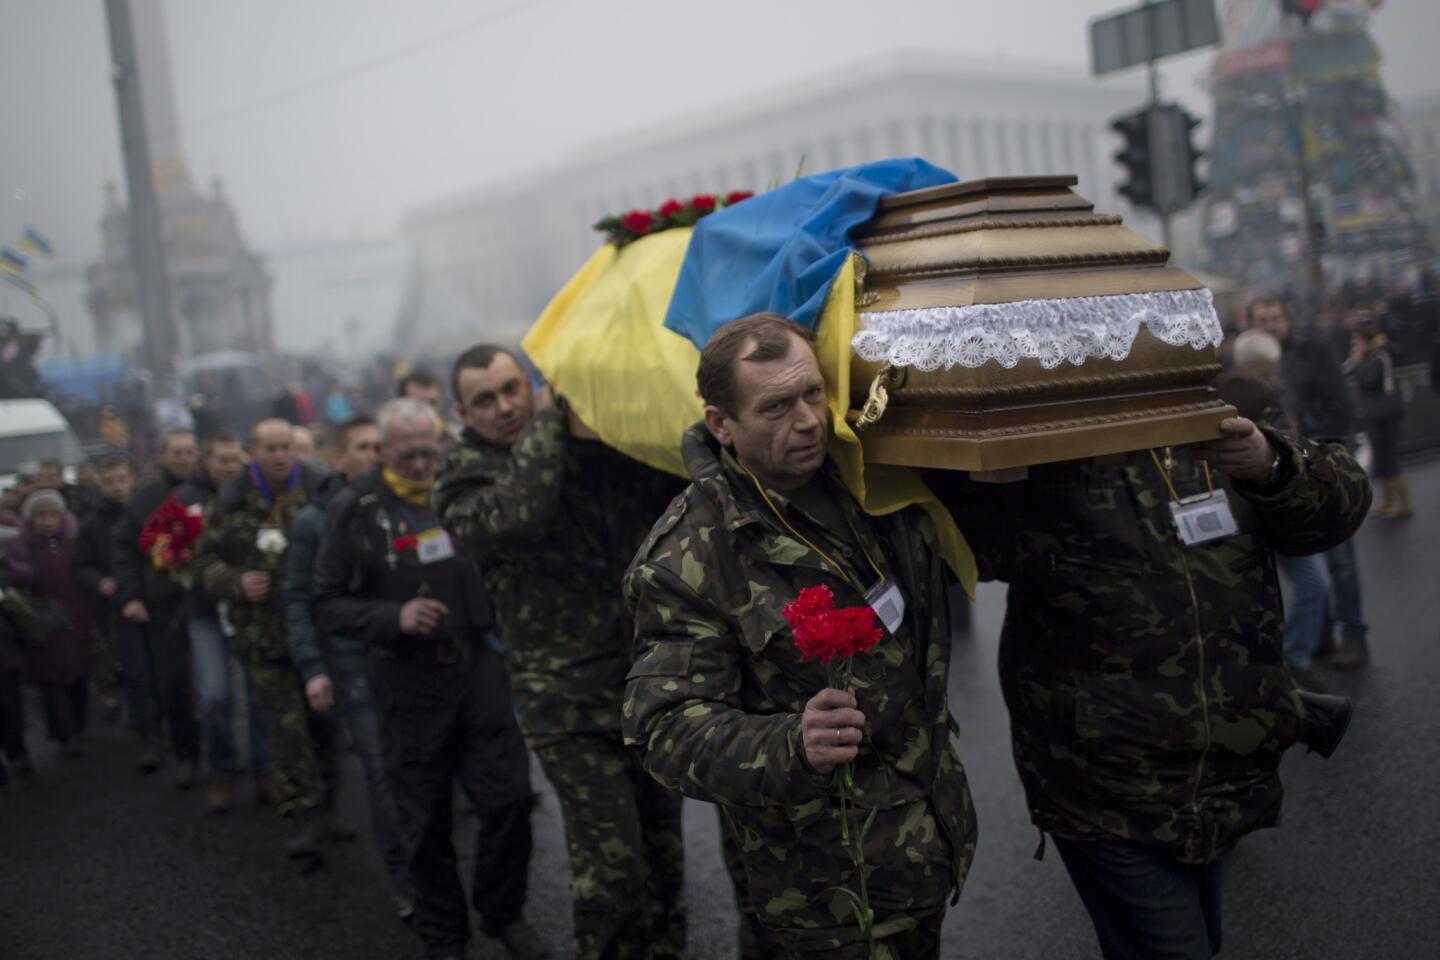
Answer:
[{"left": 0, "top": 291, "right": 1415, "bottom": 959}]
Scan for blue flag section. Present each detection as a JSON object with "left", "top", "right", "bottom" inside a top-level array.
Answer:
[{"left": 662, "top": 157, "right": 956, "bottom": 349}]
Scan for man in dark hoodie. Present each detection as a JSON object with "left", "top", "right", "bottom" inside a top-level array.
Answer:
[
  {"left": 284, "top": 414, "right": 412, "bottom": 916},
  {"left": 175, "top": 430, "right": 269, "bottom": 814},
  {"left": 194, "top": 419, "right": 342, "bottom": 868},
  {"left": 112, "top": 430, "right": 201, "bottom": 784}
]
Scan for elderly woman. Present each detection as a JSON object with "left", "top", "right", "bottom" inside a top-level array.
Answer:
[{"left": 5, "top": 490, "right": 92, "bottom": 756}]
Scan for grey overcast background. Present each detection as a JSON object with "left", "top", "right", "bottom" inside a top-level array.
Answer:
[{"left": 2, "top": 0, "right": 1437, "bottom": 273}]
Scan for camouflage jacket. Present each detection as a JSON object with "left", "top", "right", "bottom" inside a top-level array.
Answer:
[
  {"left": 929, "top": 429, "right": 1371, "bottom": 864},
  {"left": 623, "top": 424, "right": 977, "bottom": 949},
  {"left": 433, "top": 408, "right": 681, "bottom": 746},
  {"left": 194, "top": 466, "right": 322, "bottom": 663}
]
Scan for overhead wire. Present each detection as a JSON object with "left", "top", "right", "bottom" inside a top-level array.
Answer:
[{"left": 146, "top": 0, "right": 556, "bottom": 142}]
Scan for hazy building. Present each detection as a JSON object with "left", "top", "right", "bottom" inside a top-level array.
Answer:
[
  {"left": 400, "top": 53, "right": 1148, "bottom": 349},
  {"left": 85, "top": 0, "right": 274, "bottom": 362}
]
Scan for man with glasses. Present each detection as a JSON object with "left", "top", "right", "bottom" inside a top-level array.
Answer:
[{"left": 313, "top": 398, "right": 545, "bottom": 960}]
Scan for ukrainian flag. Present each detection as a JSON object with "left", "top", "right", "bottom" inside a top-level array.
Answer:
[
  {"left": 521, "top": 215, "right": 977, "bottom": 593},
  {"left": 0, "top": 246, "right": 27, "bottom": 274},
  {"left": 18, "top": 227, "right": 53, "bottom": 257}
]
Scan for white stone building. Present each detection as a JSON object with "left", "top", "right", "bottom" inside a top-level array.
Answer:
[{"left": 399, "top": 53, "right": 1150, "bottom": 350}]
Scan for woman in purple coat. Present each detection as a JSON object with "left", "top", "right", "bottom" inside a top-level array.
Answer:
[{"left": 6, "top": 490, "right": 92, "bottom": 756}]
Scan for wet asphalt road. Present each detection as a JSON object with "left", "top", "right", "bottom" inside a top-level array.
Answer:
[{"left": 3, "top": 459, "right": 1439, "bottom": 959}]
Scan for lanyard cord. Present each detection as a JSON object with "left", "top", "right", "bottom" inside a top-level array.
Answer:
[
  {"left": 1149, "top": 448, "right": 1213, "bottom": 504},
  {"left": 742, "top": 466, "right": 886, "bottom": 593}
]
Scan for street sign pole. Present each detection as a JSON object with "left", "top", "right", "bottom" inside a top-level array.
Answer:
[{"left": 1143, "top": 1, "right": 1174, "bottom": 252}]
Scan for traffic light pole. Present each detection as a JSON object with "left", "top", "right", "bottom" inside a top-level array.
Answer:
[{"left": 1144, "top": 0, "right": 1174, "bottom": 253}]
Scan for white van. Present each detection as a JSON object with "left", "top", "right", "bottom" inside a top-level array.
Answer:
[{"left": 0, "top": 398, "right": 86, "bottom": 488}]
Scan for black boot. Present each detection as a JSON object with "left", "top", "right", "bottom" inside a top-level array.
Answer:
[
  {"left": 1297, "top": 689, "right": 1353, "bottom": 759},
  {"left": 286, "top": 809, "right": 325, "bottom": 873},
  {"left": 1330, "top": 636, "right": 1370, "bottom": 670}
]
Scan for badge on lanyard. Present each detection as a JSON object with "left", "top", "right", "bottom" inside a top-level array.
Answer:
[
  {"left": 1151, "top": 448, "right": 1237, "bottom": 548},
  {"left": 416, "top": 528, "right": 455, "bottom": 564},
  {"left": 864, "top": 579, "right": 906, "bottom": 634},
  {"left": 1169, "top": 489, "right": 1239, "bottom": 547}
]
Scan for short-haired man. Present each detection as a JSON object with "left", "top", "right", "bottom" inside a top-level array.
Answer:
[
  {"left": 112, "top": 429, "right": 202, "bottom": 781},
  {"left": 623, "top": 314, "right": 977, "bottom": 959},
  {"left": 931, "top": 389, "right": 1369, "bottom": 957},
  {"left": 174, "top": 431, "right": 271, "bottom": 813},
  {"left": 315, "top": 399, "right": 545, "bottom": 960},
  {"left": 434, "top": 343, "right": 686, "bottom": 960},
  {"left": 283, "top": 415, "right": 414, "bottom": 917},
  {"left": 72, "top": 457, "right": 134, "bottom": 726},
  {"left": 194, "top": 419, "right": 339, "bottom": 865},
  {"left": 1247, "top": 296, "right": 1372, "bottom": 669},
  {"left": 399, "top": 367, "right": 459, "bottom": 449}
]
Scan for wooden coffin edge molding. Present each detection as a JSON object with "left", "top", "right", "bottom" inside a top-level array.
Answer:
[{"left": 847, "top": 175, "right": 1235, "bottom": 473}]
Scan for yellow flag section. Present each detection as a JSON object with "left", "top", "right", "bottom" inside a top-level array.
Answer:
[
  {"left": 522, "top": 229, "right": 701, "bottom": 477},
  {"left": 522, "top": 231, "right": 977, "bottom": 596}
]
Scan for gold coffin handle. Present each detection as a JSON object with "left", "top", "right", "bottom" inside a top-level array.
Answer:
[{"left": 854, "top": 364, "right": 900, "bottom": 432}]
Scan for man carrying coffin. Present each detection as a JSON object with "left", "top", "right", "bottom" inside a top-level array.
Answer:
[
  {"left": 624, "top": 313, "right": 977, "bottom": 960},
  {"left": 931, "top": 411, "right": 1368, "bottom": 959}
]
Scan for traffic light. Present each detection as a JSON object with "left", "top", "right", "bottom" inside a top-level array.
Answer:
[
  {"left": 1180, "top": 107, "right": 1207, "bottom": 202},
  {"left": 1112, "top": 107, "right": 1155, "bottom": 210}
]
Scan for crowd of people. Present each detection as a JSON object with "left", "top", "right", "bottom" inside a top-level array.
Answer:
[{"left": 0, "top": 297, "right": 1397, "bottom": 959}]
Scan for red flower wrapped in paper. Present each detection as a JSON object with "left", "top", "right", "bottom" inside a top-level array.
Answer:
[
  {"left": 781, "top": 583, "right": 886, "bottom": 957},
  {"left": 138, "top": 494, "right": 204, "bottom": 590}
]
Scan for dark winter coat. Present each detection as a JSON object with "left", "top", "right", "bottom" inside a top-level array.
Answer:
[
  {"left": 112, "top": 469, "right": 191, "bottom": 613},
  {"left": 932, "top": 429, "right": 1371, "bottom": 864},
  {"left": 5, "top": 514, "right": 91, "bottom": 683}
]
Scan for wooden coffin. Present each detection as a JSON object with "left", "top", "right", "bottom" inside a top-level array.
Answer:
[{"left": 847, "top": 175, "right": 1235, "bottom": 474}]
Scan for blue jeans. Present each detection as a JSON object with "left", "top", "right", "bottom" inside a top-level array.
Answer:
[
  {"left": 337, "top": 669, "right": 411, "bottom": 898},
  {"left": 1055, "top": 837, "right": 1233, "bottom": 960},
  {"left": 1277, "top": 553, "right": 1328, "bottom": 671},
  {"left": 189, "top": 612, "right": 268, "bottom": 777},
  {"left": 1324, "top": 538, "right": 1368, "bottom": 643}
]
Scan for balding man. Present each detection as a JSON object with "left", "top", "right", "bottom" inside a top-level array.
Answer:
[{"left": 194, "top": 419, "right": 342, "bottom": 868}]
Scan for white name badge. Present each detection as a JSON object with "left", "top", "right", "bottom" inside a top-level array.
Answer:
[
  {"left": 865, "top": 579, "right": 906, "bottom": 634},
  {"left": 416, "top": 528, "right": 456, "bottom": 565},
  {"left": 1169, "top": 489, "right": 1239, "bottom": 547}
]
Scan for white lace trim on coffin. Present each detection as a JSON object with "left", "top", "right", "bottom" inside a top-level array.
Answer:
[{"left": 850, "top": 288, "right": 1223, "bottom": 371}]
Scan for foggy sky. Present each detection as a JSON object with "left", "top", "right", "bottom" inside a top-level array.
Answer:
[{"left": 2, "top": 0, "right": 1437, "bottom": 269}]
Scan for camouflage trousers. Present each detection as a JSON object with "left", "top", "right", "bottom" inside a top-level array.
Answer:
[
  {"left": 247, "top": 658, "right": 337, "bottom": 817},
  {"left": 532, "top": 734, "right": 686, "bottom": 960}
]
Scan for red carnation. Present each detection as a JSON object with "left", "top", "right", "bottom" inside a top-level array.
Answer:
[
  {"left": 393, "top": 535, "right": 419, "bottom": 553},
  {"left": 725, "top": 190, "right": 754, "bottom": 206},
  {"left": 690, "top": 194, "right": 717, "bottom": 212},
  {"left": 658, "top": 198, "right": 685, "bottom": 219},
  {"left": 620, "top": 210, "right": 654, "bottom": 235},
  {"left": 783, "top": 585, "right": 882, "bottom": 665}
]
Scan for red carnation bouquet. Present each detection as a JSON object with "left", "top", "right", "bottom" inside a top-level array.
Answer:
[
  {"left": 593, "top": 190, "right": 754, "bottom": 249},
  {"left": 139, "top": 494, "right": 204, "bottom": 590},
  {"left": 782, "top": 584, "right": 884, "bottom": 957}
]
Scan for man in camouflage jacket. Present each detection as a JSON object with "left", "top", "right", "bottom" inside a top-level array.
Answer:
[
  {"left": 930, "top": 416, "right": 1371, "bottom": 959},
  {"left": 433, "top": 345, "right": 686, "bottom": 960},
  {"left": 623, "top": 315, "right": 977, "bottom": 960},
  {"left": 194, "top": 418, "right": 339, "bottom": 866}
]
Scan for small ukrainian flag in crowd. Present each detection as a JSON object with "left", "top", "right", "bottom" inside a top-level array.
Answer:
[
  {"left": 0, "top": 246, "right": 27, "bottom": 274},
  {"left": 19, "top": 226, "right": 53, "bottom": 257}
]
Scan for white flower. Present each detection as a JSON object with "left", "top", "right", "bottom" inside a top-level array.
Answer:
[{"left": 256, "top": 528, "right": 289, "bottom": 555}]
